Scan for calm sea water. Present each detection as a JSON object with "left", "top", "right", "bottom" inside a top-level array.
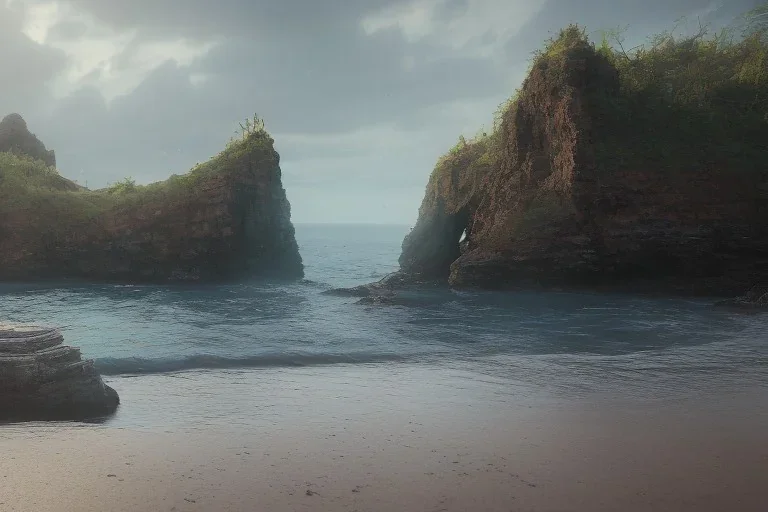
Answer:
[{"left": 0, "top": 223, "right": 766, "bottom": 407}]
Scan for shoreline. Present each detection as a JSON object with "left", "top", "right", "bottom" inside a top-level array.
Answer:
[{"left": 2, "top": 364, "right": 767, "bottom": 511}]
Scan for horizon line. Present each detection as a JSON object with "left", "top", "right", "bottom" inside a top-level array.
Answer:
[{"left": 293, "top": 222, "right": 412, "bottom": 227}]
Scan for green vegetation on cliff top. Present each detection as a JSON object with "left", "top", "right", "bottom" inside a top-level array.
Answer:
[
  {"left": 432, "top": 2, "right": 768, "bottom": 182},
  {"left": 0, "top": 115, "right": 276, "bottom": 227}
]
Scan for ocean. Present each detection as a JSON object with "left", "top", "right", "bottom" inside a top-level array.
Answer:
[{"left": 0, "top": 223, "right": 766, "bottom": 430}]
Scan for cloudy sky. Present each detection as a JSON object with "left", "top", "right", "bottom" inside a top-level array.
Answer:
[{"left": 1, "top": 0, "right": 758, "bottom": 223}]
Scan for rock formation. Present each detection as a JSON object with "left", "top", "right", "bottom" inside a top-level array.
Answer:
[
  {"left": 0, "top": 325, "right": 119, "bottom": 421},
  {"left": 0, "top": 113, "right": 56, "bottom": 167},
  {"left": 0, "top": 116, "right": 303, "bottom": 282},
  {"left": 715, "top": 283, "right": 768, "bottom": 310},
  {"left": 365, "top": 25, "right": 768, "bottom": 298}
]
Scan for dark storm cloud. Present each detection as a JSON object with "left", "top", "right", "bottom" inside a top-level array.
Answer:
[
  {"left": 7, "top": 0, "right": 508, "bottom": 194},
  {"left": 187, "top": 29, "right": 507, "bottom": 134},
  {"left": 50, "top": 0, "right": 508, "bottom": 134},
  {"left": 49, "top": 0, "right": 397, "bottom": 38},
  {"left": 22, "top": 0, "right": 506, "bottom": 154}
]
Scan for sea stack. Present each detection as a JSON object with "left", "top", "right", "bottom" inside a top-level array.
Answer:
[
  {"left": 0, "top": 325, "right": 119, "bottom": 421},
  {"left": 390, "top": 26, "right": 768, "bottom": 296},
  {"left": 0, "top": 114, "right": 303, "bottom": 282}
]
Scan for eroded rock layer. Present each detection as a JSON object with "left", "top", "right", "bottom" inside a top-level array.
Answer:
[{"left": 0, "top": 325, "right": 119, "bottom": 421}]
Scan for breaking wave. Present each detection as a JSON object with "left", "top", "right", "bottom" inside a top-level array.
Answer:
[{"left": 95, "top": 352, "right": 408, "bottom": 375}]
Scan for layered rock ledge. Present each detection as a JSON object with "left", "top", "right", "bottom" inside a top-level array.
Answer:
[{"left": 0, "top": 325, "right": 119, "bottom": 421}]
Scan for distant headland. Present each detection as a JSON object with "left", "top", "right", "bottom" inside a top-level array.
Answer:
[{"left": 0, "top": 113, "right": 303, "bottom": 283}]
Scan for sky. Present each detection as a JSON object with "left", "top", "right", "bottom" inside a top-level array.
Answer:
[{"left": 0, "top": 0, "right": 760, "bottom": 224}]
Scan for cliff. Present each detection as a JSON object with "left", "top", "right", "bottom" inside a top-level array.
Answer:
[
  {"left": 395, "top": 20, "right": 768, "bottom": 296},
  {"left": 0, "top": 325, "right": 119, "bottom": 421},
  {"left": 0, "top": 117, "right": 303, "bottom": 282}
]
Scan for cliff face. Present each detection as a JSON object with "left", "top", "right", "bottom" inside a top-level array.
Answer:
[
  {"left": 0, "top": 119, "right": 303, "bottom": 282},
  {"left": 399, "top": 27, "right": 768, "bottom": 295},
  {"left": 0, "top": 113, "right": 56, "bottom": 167},
  {"left": 400, "top": 138, "right": 492, "bottom": 278}
]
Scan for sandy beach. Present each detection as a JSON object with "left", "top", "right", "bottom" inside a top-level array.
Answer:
[{"left": 1, "top": 364, "right": 767, "bottom": 512}]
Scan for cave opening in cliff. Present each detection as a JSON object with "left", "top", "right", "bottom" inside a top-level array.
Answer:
[
  {"left": 399, "top": 204, "right": 471, "bottom": 279},
  {"left": 444, "top": 209, "right": 471, "bottom": 266},
  {"left": 458, "top": 227, "right": 469, "bottom": 255}
]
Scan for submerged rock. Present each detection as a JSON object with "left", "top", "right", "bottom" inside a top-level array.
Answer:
[
  {"left": 325, "top": 272, "right": 453, "bottom": 306},
  {"left": 325, "top": 272, "right": 424, "bottom": 297},
  {"left": 0, "top": 325, "right": 119, "bottom": 421},
  {"left": 325, "top": 271, "right": 441, "bottom": 301},
  {"left": 0, "top": 115, "right": 303, "bottom": 283},
  {"left": 715, "top": 283, "right": 768, "bottom": 311}
]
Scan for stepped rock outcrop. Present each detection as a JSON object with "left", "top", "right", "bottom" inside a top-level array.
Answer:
[
  {"left": 383, "top": 27, "right": 768, "bottom": 297},
  {"left": 0, "top": 116, "right": 303, "bottom": 282},
  {"left": 0, "top": 325, "right": 119, "bottom": 420}
]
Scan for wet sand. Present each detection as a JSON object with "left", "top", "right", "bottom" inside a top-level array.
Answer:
[{"left": 1, "top": 365, "right": 767, "bottom": 512}]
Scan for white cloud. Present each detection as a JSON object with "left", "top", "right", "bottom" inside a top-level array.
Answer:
[
  {"left": 17, "top": 0, "right": 58, "bottom": 42},
  {"left": 14, "top": 0, "right": 215, "bottom": 102},
  {"left": 362, "top": 0, "right": 547, "bottom": 58}
]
